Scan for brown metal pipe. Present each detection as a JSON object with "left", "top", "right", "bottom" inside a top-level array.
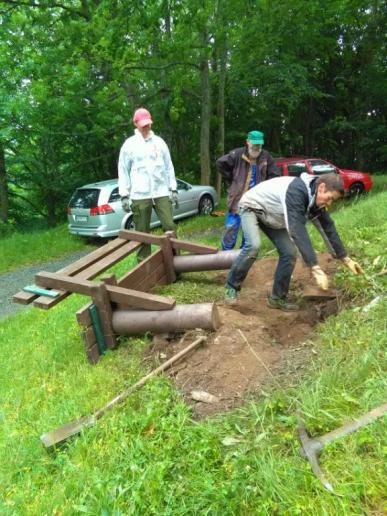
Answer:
[
  {"left": 173, "top": 250, "right": 240, "bottom": 273},
  {"left": 112, "top": 303, "right": 221, "bottom": 335}
]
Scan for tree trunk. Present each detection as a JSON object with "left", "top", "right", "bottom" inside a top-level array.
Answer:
[
  {"left": 0, "top": 143, "right": 9, "bottom": 224},
  {"left": 215, "top": 35, "right": 227, "bottom": 196},
  {"left": 200, "top": 34, "right": 211, "bottom": 185},
  {"left": 304, "top": 98, "right": 315, "bottom": 156}
]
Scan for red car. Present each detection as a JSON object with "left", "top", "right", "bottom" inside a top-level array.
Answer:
[{"left": 274, "top": 157, "right": 373, "bottom": 196}]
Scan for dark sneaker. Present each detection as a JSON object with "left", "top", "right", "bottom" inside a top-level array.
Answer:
[
  {"left": 225, "top": 286, "right": 238, "bottom": 302},
  {"left": 267, "top": 295, "right": 299, "bottom": 312}
]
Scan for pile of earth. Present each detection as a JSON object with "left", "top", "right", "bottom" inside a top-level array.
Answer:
[{"left": 147, "top": 253, "right": 340, "bottom": 418}]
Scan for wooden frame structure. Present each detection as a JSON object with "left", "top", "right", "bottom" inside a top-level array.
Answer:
[{"left": 14, "top": 230, "right": 224, "bottom": 364}]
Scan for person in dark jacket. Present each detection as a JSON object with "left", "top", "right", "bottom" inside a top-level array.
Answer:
[
  {"left": 216, "top": 130, "right": 278, "bottom": 250},
  {"left": 225, "top": 173, "right": 364, "bottom": 308}
]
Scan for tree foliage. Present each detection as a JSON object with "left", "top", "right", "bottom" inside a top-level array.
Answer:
[{"left": 0, "top": 0, "right": 385, "bottom": 226}]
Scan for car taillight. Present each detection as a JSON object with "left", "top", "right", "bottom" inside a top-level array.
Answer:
[
  {"left": 89, "top": 204, "right": 114, "bottom": 216},
  {"left": 67, "top": 207, "right": 72, "bottom": 214}
]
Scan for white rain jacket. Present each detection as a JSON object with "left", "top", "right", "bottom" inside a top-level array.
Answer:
[{"left": 118, "top": 129, "right": 177, "bottom": 200}]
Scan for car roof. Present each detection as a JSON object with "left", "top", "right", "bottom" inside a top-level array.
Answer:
[
  {"left": 275, "top": 156, "right": 325, "bottom": 163},
  {"left": 76, "top": 177, "right": 192, "bottom": 190},
  {"left": 77, "top": 179, "right": 118, "bottom": 190}
]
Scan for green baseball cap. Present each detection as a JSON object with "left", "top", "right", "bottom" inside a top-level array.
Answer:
[{"left": 247, "top": 130, "right": 264, "bottom": 145}]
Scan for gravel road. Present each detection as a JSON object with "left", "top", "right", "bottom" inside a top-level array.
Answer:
[{"left": 0, "top": 249, "right": 92, "bottom": 320}]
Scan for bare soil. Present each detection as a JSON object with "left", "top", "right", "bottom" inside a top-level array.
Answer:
[{"left": 147, "top": 253, "right": 341, "bottom": 418}]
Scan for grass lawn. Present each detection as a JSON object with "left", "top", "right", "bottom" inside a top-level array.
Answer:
[
  {"left": 0, "top": 179, "right": 386, "bottom": 514},
  {"left": 0, "top": 225, "right": 95, "bottom": 274}
]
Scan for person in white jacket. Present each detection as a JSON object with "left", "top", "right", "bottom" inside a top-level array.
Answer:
[{"left": 118, "top": 107, "right": 178, "bottom": 261}]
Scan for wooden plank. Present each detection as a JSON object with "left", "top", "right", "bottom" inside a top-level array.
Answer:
[
  {"left": 13, "top": 237, "right": 129, "bottom": 305},
  {"left": 84, "top": 326, "right": 97, "bottom": 348},
  {"left": 86, "top": 344, "right": 101, "bottom": 365},
  {"left": 116, "top": 269, "right": 168, "bottom": 309},
  {"left": 101, "top": 274, "right": 118, "bottom": 286},
  {"left": 76, "top": 306, "right": 92, "bottom": 327},
  {"left": 117, "top": 249, "right": 163, "bottom": 290},
  {"left": 135, "top": 262, "right": 167, "bottom": 292},
  {"left": 35, "top": 271, "right": 175, "bottom": 310},
  {"left": 108, "top": 285, "right": 175, "bottom": 310},
  {"left": 79, "top": 325, "right": 100, "bottom": 364},
  {"left": 33, "top": 241, "right": 140, "bottom": 309},
  {"left": 76, "top": 301, "right": 93, "bottom": 329},
  {"left": 169, "top": 239, "right": 217, "bottom": 254},
  {"left": 118, "top": 229, "right": 164, "bottom": 245},
  {"left": 13, "top": 290, "right": 39, "bottom": 305},
  {"left": 35, "top": 272, "right": 96, "bottom": 296}
]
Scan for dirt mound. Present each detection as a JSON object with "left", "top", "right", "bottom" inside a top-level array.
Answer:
[{"left": 148, "top": 253, "right": 340, "bottom": 418}]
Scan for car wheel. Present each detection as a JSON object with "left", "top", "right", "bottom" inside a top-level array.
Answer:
[
  {"left": 349, "top": 182, "right": 365, "bottom": 197},
  {"left": 124, "top": 215, "right": 135, "bottom": 230},
  {"left": 198, "top": 194, "right": 214, "bottom": 215}
]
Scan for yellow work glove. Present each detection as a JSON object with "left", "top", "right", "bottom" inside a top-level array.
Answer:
[
  {"left": 311, "top": 265, "right": 329, "bottom": 290},
  {"left": 341, "top": 256, "right": 364, "bottom": 275}
]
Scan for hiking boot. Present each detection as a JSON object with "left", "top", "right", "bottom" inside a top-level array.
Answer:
[
  {"left": 267, "top": 295, "right": 299, "bottom": 312},
  {"left": 225, "top": 286, "right": 238, "bottom": 302}
]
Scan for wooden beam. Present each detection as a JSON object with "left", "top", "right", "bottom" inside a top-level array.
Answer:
[
  {"left": 35, "top": 272, "right": 96, "bottom": 296},
  {"left": 118, "top": 229, "right": 164, "bottom": 245},
  {"left": 117, "top": 249, "right": 163, "bottom": 290},
  {"left": 159, "top": 235, "right": 176, "bottom": 283},
  {"left": 13, "top": 237, "right": 129, "bottom": 305},
  {"left": 35, "top": 272, "right": 175, "bottom": 310},
  {"left": 90, "top": 284, "right": 116, "bottom": 350},
  {"left": 108, "top": 285, "right": 175, "bottom": 310},
  {"left": 32, "top": 241, "right": 140, "bottom": 309},
  {"left": 169, "top": 239, "right": 217, "bottom": 254}
]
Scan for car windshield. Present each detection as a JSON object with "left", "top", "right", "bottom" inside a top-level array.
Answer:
[
  {"left": 309, "top": 160, "right": 336, "bottom": 175},
  {"left": 69, "top": 188, "right": 100, "bottom": 208}
]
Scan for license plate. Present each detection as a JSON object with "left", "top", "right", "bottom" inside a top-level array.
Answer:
[{"left": 75, "top": 216, "right": 88, "bottom": 222}]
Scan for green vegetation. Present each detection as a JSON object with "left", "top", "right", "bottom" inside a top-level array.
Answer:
[
  {"left": 1, "top": 0, "right": 386, "bottom": 227},
  {"left": 0, "top": 224, "right": 94, "bottom": 274},
  {"left": 1, "top": 190, "right": 386, "bottom": 514}
]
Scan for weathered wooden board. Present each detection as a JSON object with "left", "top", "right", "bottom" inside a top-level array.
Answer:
[
  {"left": 118, "top": 229, "right": 164, "bottom": 245},
  {"left": 117, "top": 250, "right": 164, "bottom": 290},
  {"left": 35, "top": 272, "right": 175, "bottom": 310},
  {"left": 159, "top": 235, "right": 176, "bottom": 283},
  {"left": 32, "top": 241, "right": 141, "bottom": 309},
  {"left": 169, "top": 238, "right": 217, "bottom": 254},
  {"left": 13, "top": 237, "right": 130, "bottom": 305}
]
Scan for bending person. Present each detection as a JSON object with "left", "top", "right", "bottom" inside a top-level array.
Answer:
[{"left": 225, "top": 173, "right": 364, "bottom": 307}]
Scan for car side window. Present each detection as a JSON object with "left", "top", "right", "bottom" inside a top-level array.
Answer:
[
  {"left": 276, "top": 164, "right": 284, "bottom": 175},
  {"left": 287, "top": 162, "right": 308, "bottom": 177},
  {"left": 177, "top": 179, "right": 189, "bottom": 190},
  {"left": 309, "top": 160, "right": 336, "bottom": 175},
  {"left": 109, "top": 188, "right": 121, "bottom": 203}
]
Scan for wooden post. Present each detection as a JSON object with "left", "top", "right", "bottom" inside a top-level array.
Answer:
[
  {"left": 76, "top": 307, "right": 101, "bottom": 364},
  {"left": 160, "top": 233, "right": 176, "bottom": 283},
  {"left": 101, "top": 274, "right": 118, "bottom": 286},
  {"left": 90, "top": 283, "right": 117, "bottom": 350}
]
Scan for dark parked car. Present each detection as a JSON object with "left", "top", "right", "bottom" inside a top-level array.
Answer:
[
  {"left": 67, "top": 178, "right": 218, "bottom": 238},
  {"left": 274, "top": 157, "right": 373, "bottom": 196}
]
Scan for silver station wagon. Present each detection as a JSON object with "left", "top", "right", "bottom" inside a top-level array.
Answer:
[{"left": 67, "top": 178, "right": 218, "bottom": 238}]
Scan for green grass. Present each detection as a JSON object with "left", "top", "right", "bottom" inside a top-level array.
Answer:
[
  {"left": 0, "top": 224, "right": 95, "bottom": 274},
  {"left": 1, "top": 183, "right": 387, "bottom": 514}
]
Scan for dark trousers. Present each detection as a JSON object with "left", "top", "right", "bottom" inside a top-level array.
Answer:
[
  {"left": 131, "top": 196, "right": 176, "bottom": 262},
  {"left": 226, "top": 209, "right": 297, "bottom": 299}
]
